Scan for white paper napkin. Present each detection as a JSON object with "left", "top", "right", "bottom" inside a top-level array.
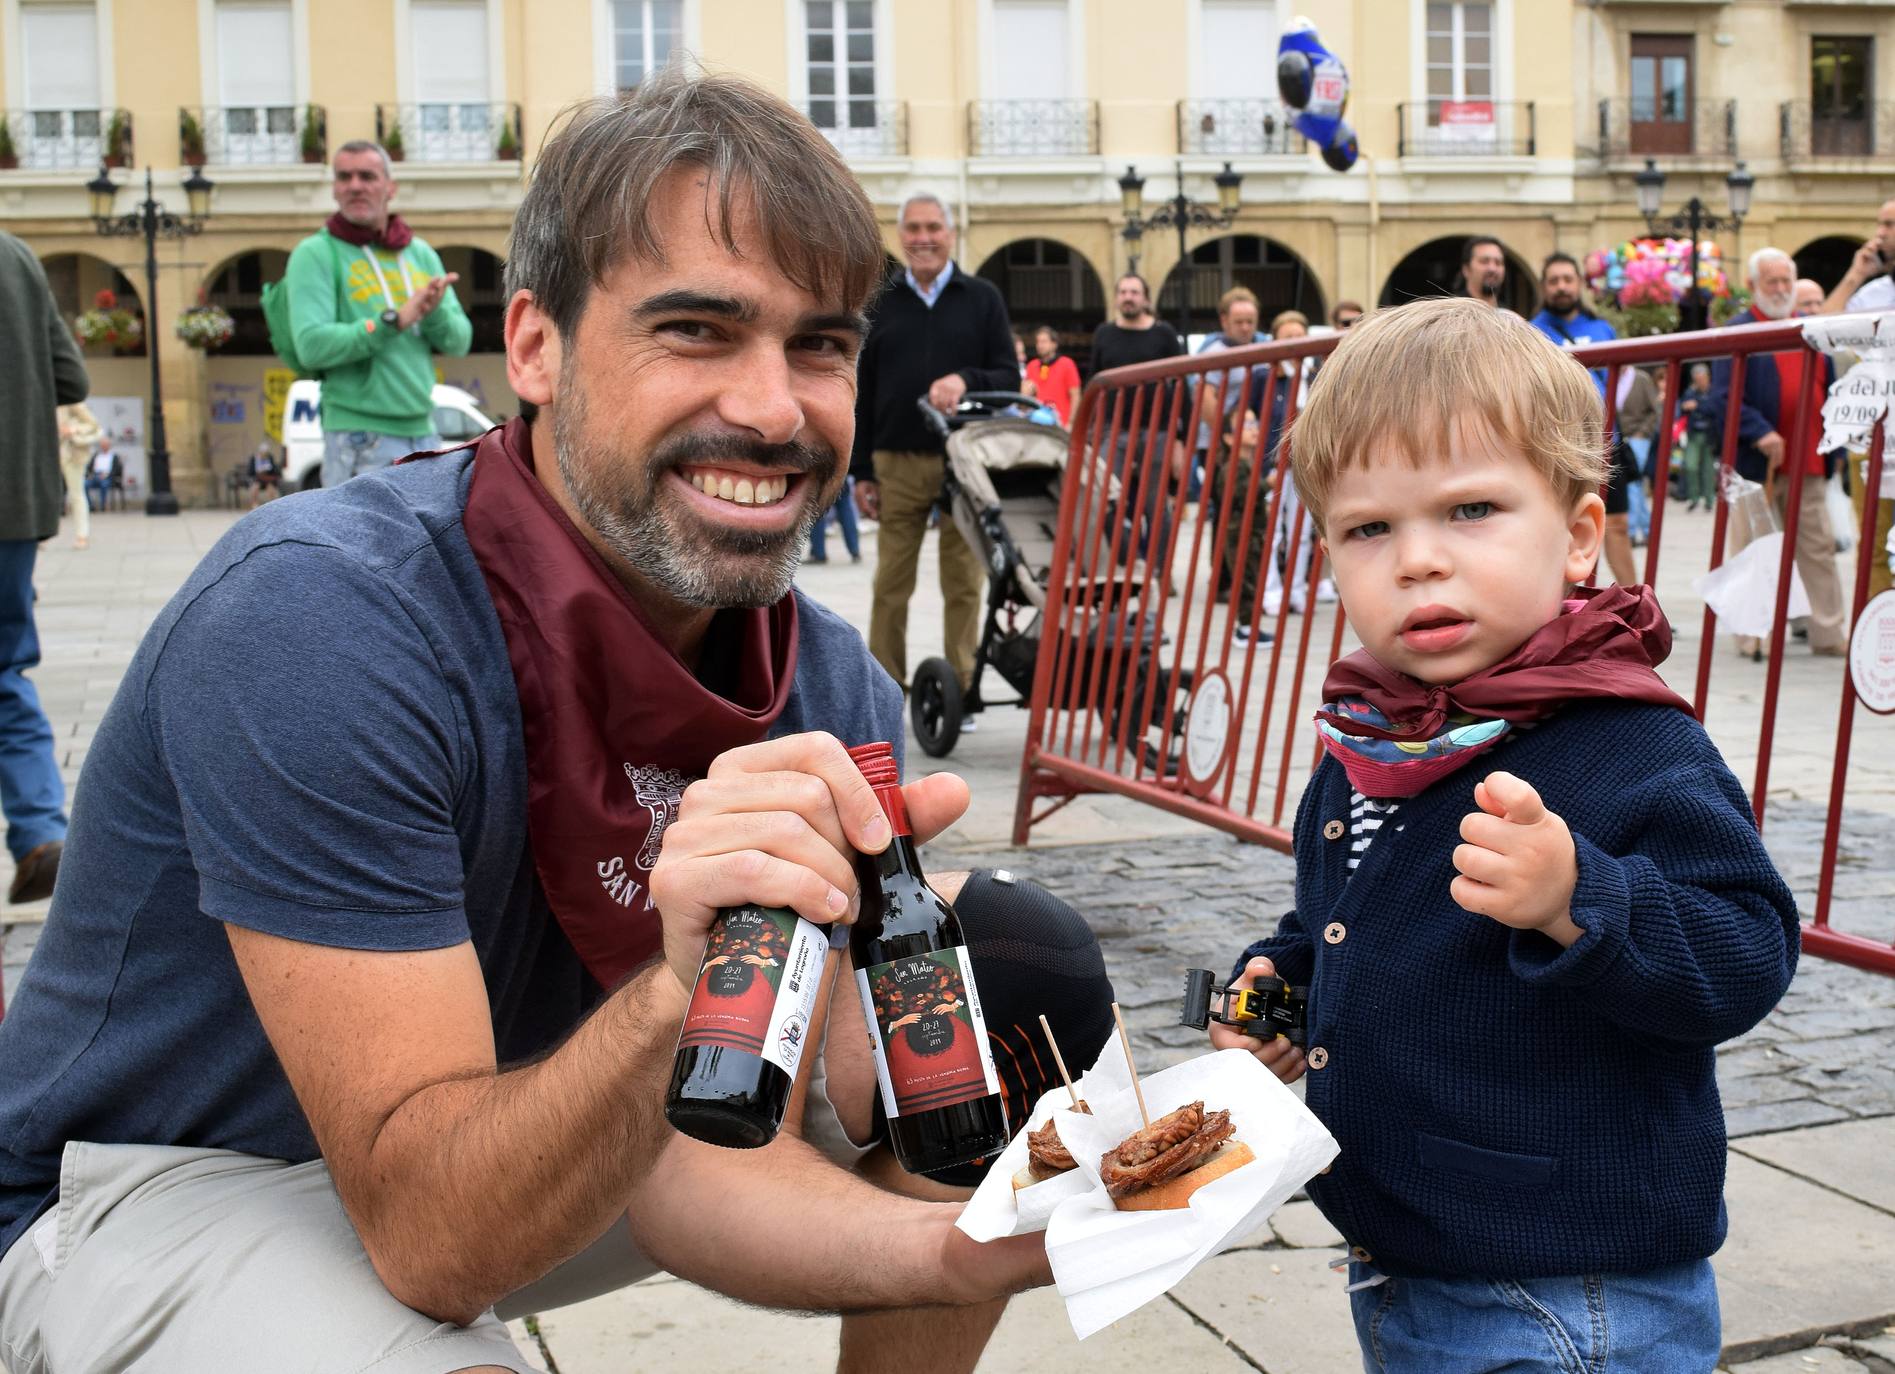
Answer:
[
  {"left": 957, "top": 1084, "right": 1101, "bottom": 1241},
  {"left": 1043, "top": 1049, "right": 1339, "bottom": 1339}
]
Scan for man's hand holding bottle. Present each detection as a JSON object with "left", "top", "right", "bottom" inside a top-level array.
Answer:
[{"left": 649, "top": 732, "right": 970, "bottom": 994}]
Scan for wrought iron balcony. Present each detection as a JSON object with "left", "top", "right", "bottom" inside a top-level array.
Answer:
[
  {"left": 180, "top": 105, "right": 326, "bottom": 167},
  {"left": 1397, "top": 100, "right": 1535, "bottom": 157},
  {"left": 0, "top": 107, "right": 132, "bottom": 171},
  {"left": 375, "top": 102, "right": 523, "bottom": 164},
  {"left": 967, "top": 99, "right": 1099, "bottom": 157},
  {"left": 1177, "top": 99, "right": 1305, "bottom": 157},
  {"left": 1781, "top": 99, "right": 1895, "bottom": 161},
  {"left": 800, "top": 99, "right": 907, "bottom": 157},
  {"left": 1596, "top": 97, "right": 1736, "bottom": 160}
]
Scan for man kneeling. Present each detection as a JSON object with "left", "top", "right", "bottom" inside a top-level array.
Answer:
[{"left": 0, "top": 70, "right": 1111, "bottom": 1373}]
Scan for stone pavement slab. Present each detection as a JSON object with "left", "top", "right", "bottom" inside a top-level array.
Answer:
[
  {"left": 1733, "top": 1118, "right": 1895, "bottom": 1214},
  {"left": 1716, "top": 1149, "right": 1895, "bottom": 1362}
]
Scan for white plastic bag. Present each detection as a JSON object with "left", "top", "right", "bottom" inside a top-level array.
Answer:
[
  {"left": 1827, "top": 472, "right": 1857, "bottom": 554},
  {"left": 1693, "top": 531, "right": 1812, "bottom": 637}
]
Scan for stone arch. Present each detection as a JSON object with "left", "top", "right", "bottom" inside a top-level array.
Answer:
[
  {"left": 434, "top": 245, "right": 508, "bottom": 353},
  {"left": 975, "top": 237, "right": 1107, "bottom": 370},
  {"left": 1157, "top": 234, "right": 1327, "bottom": 340},
  {"left": 40, "top": 251, "right": 146, "bottom": 357},
  {"left": 201, "top": 248, "right": 290, "bottom": 356},
  {"left": 1379, "top": 234, "right": 1538, "bottom": 315},
  {"left": 1791, "top": 234, "right": 1866, "bottom": 295}
]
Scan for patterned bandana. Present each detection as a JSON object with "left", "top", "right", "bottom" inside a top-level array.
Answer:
[{"left": 1314, "top": 583, "right": 1693, "bottom": 799}]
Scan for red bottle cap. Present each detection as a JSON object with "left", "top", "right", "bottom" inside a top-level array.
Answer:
[{"left": 847, "top": 741, "right": 910, "bottom": 837}]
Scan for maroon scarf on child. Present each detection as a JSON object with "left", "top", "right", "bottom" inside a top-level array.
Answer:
[
  {"left": 1314, "top": 583, "right": 1693, "bottom": 798},
  {"left": 325, "top": 211, "right": 414, "bottom": 251},
  {"left": 456, "top": 419, "right": 798, "bottom": 989}
]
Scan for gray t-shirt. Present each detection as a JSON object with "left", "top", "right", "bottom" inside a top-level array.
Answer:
[{"left": 0, "top": 452, "right": 902, "bottom": 1254}]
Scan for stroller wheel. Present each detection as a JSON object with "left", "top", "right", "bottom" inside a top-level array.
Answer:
[{"left": 910, "top": 657, "right": 964, "bottom": 758}]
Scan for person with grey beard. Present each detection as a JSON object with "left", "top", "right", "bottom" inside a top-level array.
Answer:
[{"left": 1706, "top": 247, "right": 1846, "bottom": 660}]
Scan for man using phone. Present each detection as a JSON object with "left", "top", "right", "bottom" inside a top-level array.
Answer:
[{"left": 1823, "top": 198, "right": 1895, "bottom": 315}]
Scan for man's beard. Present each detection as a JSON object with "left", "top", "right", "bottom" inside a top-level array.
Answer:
[
  {"left": 550, "top": 367, "right": 839, "bottom": 609},
  {"left": 1118, "top": 300, "right": 1145, "bottom": 320},
  {"left": 1754, "top": 290, "right": 1794, "bottom": 321},
  {"left": 1546, "top": 290, "right": 1579, "bottom": 315}
]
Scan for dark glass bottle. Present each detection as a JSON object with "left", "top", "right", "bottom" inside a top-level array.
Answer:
[
  {"left": 847, "top": 742, "right": 1009, "bottom": 1174},
  {"left": 665, "top": 901, "right": 828, "bottom": 1149}
]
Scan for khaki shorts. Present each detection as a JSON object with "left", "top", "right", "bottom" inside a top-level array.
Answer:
[{"left": 0, "top": 1049, "right": 872, "bottom": 1373}]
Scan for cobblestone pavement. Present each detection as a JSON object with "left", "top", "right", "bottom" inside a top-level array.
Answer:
[{"left": 4, "top": 501, "right": 1894, "bottom": 1371}]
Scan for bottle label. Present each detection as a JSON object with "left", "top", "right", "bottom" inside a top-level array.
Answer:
[
  {"left": 854, "top": 947, "right": 1001, "bottom": 1118},
  {"left": 679, "top": 906, "right": 827, "bottom": 1077}
]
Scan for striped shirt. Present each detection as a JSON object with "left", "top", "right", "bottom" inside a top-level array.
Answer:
[{"left": 1347, "top": 792, "right": 1401, "bottom": 873}]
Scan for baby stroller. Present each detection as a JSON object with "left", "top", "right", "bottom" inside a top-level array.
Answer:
[{"left": 910, "top": 393, "right": 1191, "bottom": 765}]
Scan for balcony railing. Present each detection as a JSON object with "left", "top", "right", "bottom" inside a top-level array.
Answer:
[
  {"left": 1177, "top": 99, "right": 1305, "bottom": 156},
  {"left": 1597, "top": 98, "right": 1736, "bottom": 160},
  {"left": 1397, "top": 100, "right": 1535, "bottom": 157},
  {"left": 800, "top": 99, "right": 907, "bottom": 157},
  {"left": 1781, "top": 99, "right": 1895, "bottom": 161},
  {"left": 375, "top": 102, "right": 522, "bottom": 164},
  {"left": 181, "top": 105, "right": 326, "bottom": 167},
  {"left": 967, "top": 99, "right": 1099, "bottom": 157},
  {"left": 0, "top": 107, "right": 132, "bottom": 171}
]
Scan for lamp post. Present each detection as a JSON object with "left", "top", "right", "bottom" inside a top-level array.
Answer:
[
  {"left": 1117, "top": 160, "right": 1244, "bottom": 338},
  {"left": 86, "top": 164, "right": 214, "bottom": 515},
  {"left": 1633, "top": 157, "right": 1753, "bottom": 334}
]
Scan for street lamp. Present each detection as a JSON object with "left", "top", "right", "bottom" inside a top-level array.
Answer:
[
  {"left": 1117, "top": 159, "right": 1245, "bottom": 337},
  {"left": 86, "top": 164, "right": 213, "bottom": 515},
  {"left": 1634, "top": 157, "right": 1752, "bottom": 334}
]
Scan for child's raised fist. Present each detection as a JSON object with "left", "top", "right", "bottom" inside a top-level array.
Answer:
[
  {"left": 1208, "top": 956, "right": 1307, "bottom": 1084},
  {"left": 1451, "top": 771, "right": 1584, "bottom": 947}
]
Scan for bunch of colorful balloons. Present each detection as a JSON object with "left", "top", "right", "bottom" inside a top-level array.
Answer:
[{"left": 1584, "top": 239, "right": 1730, "bottom": 309}]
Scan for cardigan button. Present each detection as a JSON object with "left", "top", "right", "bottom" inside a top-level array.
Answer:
[
  {"left": 1307, "top": 1046, "right": 1329, "bottom": 1070},
  {"left": 1323, "top": 922, "right": 1346, "bottom": 945},
  {"left": 1322, "top": 819, "right": 1345, "bottom": 841}
]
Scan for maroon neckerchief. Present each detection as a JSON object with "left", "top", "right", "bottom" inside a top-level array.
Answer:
[
  {"left": 458, "top": 419, "right": 798, "bottom": 989},
  {"left": 1314, "top": 583, "right": 1693, "bottom": 798},
  {"left": 324, "top": 211, "right": 414, "bottom": 251}
]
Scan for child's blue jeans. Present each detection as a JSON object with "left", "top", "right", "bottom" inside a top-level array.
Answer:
[
  {"left": 1348, "top": 1257, "right": 1719, "bottom": 1372},
  {"left": 1626, "top": 435, "right": 1652, "bottom": 541}
]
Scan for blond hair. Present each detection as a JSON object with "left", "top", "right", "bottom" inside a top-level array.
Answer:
[
  {"left": 1290, "top": 297, "right": 1608, "bottom": 532},
  {"left": 1269, "top": 309, "right": 1309, "bottom": 336}
]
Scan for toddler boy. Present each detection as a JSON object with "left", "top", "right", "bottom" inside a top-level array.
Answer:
[{"left": 1211, "top": 298, "right": 1799, "bottom": 1371}]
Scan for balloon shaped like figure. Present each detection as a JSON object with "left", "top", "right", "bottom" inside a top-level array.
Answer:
[{"left": 1277, "top": 17, "right": 1358, "bottom": 172}]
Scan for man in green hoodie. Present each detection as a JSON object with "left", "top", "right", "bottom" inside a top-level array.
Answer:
[{"left": 286, "top": 139, "right": 472, "bottom": 487}]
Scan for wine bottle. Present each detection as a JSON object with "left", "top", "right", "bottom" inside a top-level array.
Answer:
[
  {"left": 665, "top": 901, "right": 829, "bottom": 1149},
  {"left": 846, "top": 741, "right": 1009, "bottom": 1174}
]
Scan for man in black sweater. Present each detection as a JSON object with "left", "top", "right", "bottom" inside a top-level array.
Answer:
[
  {"left": 1090, "top": 273, "right": 1187, "bottom": 572},
  {"left": 851, "top": 193, "right": 1018, "bottom": 693}
]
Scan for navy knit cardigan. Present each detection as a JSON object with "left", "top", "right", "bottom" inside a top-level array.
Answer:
[{"left": 1231, "top": 700, "right": 1799, "bottom": 1279}]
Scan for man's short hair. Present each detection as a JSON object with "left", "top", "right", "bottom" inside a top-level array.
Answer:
[
  {"left": 1270, "top": 309, "right": 1309, "bottom": 335},
  {"left": 333, "top": 139, "right": 392, "bottom": 177},
  {"left": 898, "top": 192, "right": 955, "bottom": 231},
  {"left": 1117, "top": 272, "right": 1152, "bottom": 298},
  {"left": 1290, "top": 297, "right": 1609, "bottom": 534},
  {"left": 505, "top": 67, "right": 887, "bottom": 342},
  {"left": 1747, "top": 246, "right": 1794, "bottom": 281},
  {"left": 1463, "top": 235, "right": 1504, "bottom": 267},
  {"left": 1217, "top": 285, "right": 1259, "bottom": 317},
  {"left": 1540, "top": 251, "right": 1582, "bottom": 281},
  {"left": 1330, "top": 299, "right": 1364, "bottom": 320}
]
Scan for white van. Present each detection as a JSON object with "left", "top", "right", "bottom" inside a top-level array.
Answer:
[{"left": 282, "top": 379, "right": 497, "bottom": 490}]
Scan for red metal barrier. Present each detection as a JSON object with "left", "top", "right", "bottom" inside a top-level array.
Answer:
[{"left": 1012, "top": 316, "right": 1894, "bottom": 975}]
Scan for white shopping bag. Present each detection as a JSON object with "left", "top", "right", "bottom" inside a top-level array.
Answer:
[
  {"left": 1826, "top": 472, "right": 1857, "bottom": 554},
  {"left": 1693, "top": 531, "right": 1812, "bottom": 638}
]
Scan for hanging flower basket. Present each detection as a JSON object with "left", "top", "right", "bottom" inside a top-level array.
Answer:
[
  {"left": 74, "top": 288, "right": 144, "bottom": 349},
  {"left": 176, "top": 303, "right": 235, "bottom": 350}
]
